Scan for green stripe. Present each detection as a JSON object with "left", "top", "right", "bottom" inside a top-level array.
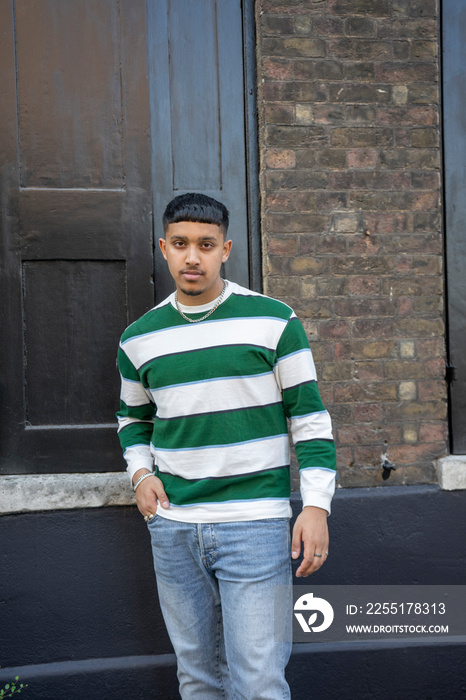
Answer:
[
  {"left": 117, "top": 400, "right": 155, "bottom": 421},
  {"left": 120, "top": 303, "right": 178, "bottom": 342},
  {"left": 276, "top": 316, "right": 310, "bottom": 359},
  {"left": 141, "top": 344, "right": 276, "bottom": 389},
  {"left": 117, "top": 347, "right": 140, "bottom": 382},
  {"left": 152, "top": 403, "right": 287, "bottom": 449},
  {"left": 296, "top": 439, "right": 337, "bottom": 472},
  {"left": 156, "top": 465, "right": 291, "bottom": 506},
  {"left": 118, "top": 420, "right": 153, "bottom": 450},
  {"left": 213, "top": 292, "right": 292, "bottom": 322},
  {"left": 282, "top": 381, "right": 325, "bottom": 417}
]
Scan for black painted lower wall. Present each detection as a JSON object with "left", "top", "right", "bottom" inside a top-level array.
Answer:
[{"left": 1, "top": 484, "right": 465, "bottom": 699}]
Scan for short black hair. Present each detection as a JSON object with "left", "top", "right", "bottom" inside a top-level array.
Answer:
[{"left": 163, "top": 192, "right": 229, "bottom": 235}]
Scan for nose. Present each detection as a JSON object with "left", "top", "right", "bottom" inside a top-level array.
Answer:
[{"left": 185, "top": 245, "right": 200, "bottom": 266}]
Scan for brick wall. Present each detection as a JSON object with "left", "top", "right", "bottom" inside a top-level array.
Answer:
[{"left": 256, "top": 0, "right": 447, "bottom": 488}]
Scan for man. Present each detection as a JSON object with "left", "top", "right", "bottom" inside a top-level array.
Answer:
[{"left": 117, "top": 192, "right": 336, "bottom": 699}]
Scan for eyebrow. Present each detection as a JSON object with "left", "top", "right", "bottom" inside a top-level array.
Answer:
[{"left": 168, "top": 235, "right": 218, "bottom": 242}]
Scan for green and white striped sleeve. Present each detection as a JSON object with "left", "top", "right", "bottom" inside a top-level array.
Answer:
[
  {"left": 116, "top": 344, "right": 155, "bottom": 483},
  {"left": 275, "top": 314, "right": 336, "bottom": 514}
]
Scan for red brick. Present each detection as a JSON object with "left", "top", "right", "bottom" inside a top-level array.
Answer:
[
  {"left": 388, "top": 442, "right": 446, "bottom": 465},
  {"left": 313, "top": 15, "right": 345, "bottom": 37},
  {"left": 334, "top": 382, "right": 398, "bottom": 403},
  {"left": 384, "top": 358, "right": 444, "bottom": 380},
  {"left": 354, "top": 403, "right": 384, "bottom": 422},
  {"left": 314, "top": 236, "right": 348, "bottom": 255},
  {"left": 347, "top": 148, "right": 378, "bottom": 168},
  {"left": 266, "top": 235, "right": 298, "bottom": 256},
  {"left": 418, "top": 422, "right": 448, "bottom": 443},
  {"left": 334, "top": 298, "right": 393, "bottom": 317},
  {"left": 376, "top": 106, "right": 438, "bottom": 127},
  {"left": 328, "top": 0, "right": 391, "bottom": 17},
  {"left": 322, "top": 362, "right": 353, "bottom": 381},
  {"left": 384, "top": 401, "right": 447, "bottom": 421},
  {"left": 353, "top": 361, "right": 384, "bottom": 381},
  {"left": 362, "top": 212, "right": 396, "bottom": 234},
  {"left": 353, "top": 318, "right": 397, "bottom": 339},
  {"left": 258, "top": 0, "right": 445, "bottom": 488},
  {"left": 265, "top": 191, "right": 296, "bottom": 212},
  {"left": 338, "top": 423, "right": 402, "bottom": 446},
  {"left": 336, "top": 447, "right": 354, "bottom": 469},
  {"left": 312, "top": 105, "right": 345, "bottom": 124},
  {"left": 418, "top": 380, "right": 447, "bottom": 402},
  {"left": 345, "top": 236, "right": 381, "bottom": 255},
  {"left": 397, "top": 297, "right": 414, "bottom": 316},
  {"left": 263, "top": 58, "right": 294, "bottom": 80},
  {"left": 262, "top": 37, "right": 326, "bottom": 58},
  {"left": 334, "top": 340, "right": 397, "bottom": 360},
  {"left": 264, "top": 104, "right": 295, "bottom": 125},
  {"left": 377, "top": 19, "right": 437, "bottom": 39},
  {"left": 329, "top": 38, "right": 392, "bottom": 60},
  {"left": 320, "top": 320, "right": 352, "bottom": 339},
  {"left": 416, "top": 338, "right": 445, "bottom": 360},
  {"left": 266, "top": 276, "right": 300, "bottom": 298},
  {"left": 348, "top": 277, "right": 380, "bottom": 295},
  {"left": 265, "top": 149, "right": 296, "bottom": 169},
  {"left": 375, "top": 63, "right": 437, "bottom": 84}
]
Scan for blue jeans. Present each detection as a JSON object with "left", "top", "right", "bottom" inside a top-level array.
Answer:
[{"left": 147, "top": 516, "right": 292, "bottom": 700}]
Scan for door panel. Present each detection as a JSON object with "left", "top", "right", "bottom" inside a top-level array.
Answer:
[
  {"left": 0, "top": 0, "right": 256, "bottom": 474},
  {"left": 443, "top": 0, "right": 466, "bottom": 452},
  {"left": 148, "top": 0, "right": 251, "bottom": 302},
  {"left": 0, "top": 0, "right": 153, "bottom": 473},
  {"left": 15, "top": 0, "right": 124, "bottom": 189}
]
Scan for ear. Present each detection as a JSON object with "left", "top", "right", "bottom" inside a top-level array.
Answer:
[
  {"left": 158, "top": 237, "right": 167, "bottom": 260},
  {"left": 222, "top": 239, "right": 233, "bottom": 263}
]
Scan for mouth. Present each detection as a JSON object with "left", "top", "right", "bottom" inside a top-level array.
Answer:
[{"left": 181, "top": 269, "right": 203, "bottom": 281}]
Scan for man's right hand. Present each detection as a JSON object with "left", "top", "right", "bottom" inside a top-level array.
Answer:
[{"left": 132, "top": 469, "right": 170, "bottom": 518}]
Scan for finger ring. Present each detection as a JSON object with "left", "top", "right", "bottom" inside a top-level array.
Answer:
[
  {"left": 144, "top": 513, "right": 154, "bottom": 522},
  {"left": 314, "top": 553, "right": 322, "bottom": 558},
  {"left": 325, "top": 552, "right": 329, "bottom": 556}
]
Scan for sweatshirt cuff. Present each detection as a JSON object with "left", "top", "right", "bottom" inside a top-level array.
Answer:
[
  {"left": 300, "top": 489, "right": 333, "bottom": 515},
  {"left": 299, "top": 466, "right": 336, "bottom": 515},
  {"left": 126, "top": 459, "right": 154, "bottom": 485}
]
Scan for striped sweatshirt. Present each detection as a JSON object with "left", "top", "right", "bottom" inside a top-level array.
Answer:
[{"left": 117, "top": 282, "right": 336, "bottom": 523}]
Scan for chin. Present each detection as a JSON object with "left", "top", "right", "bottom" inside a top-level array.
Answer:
[
  {"left": 182, "top": 288, "right": 205, "bottom": 297},
  {"left": 178, "top": 283, "right": 207, "bottom": 297}
]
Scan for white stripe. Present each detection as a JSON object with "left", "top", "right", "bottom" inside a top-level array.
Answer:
[
  {"left": 152, "top": 434, "right": 290, "bottom": 479},
  {"left": 274, "top": 348, "right": 317, "bottom": 391},
  {"left": 117, "top": 415, "right": 154, "bottom": 432},
  {"left": 156, "top": 370, "right": 272, "bottom": 391},
  {"left": 122, "top": 316, "right": 288, "bottom": 370},
  {"left": 120, "top": 376, "right": 153, "bottom": 406},
  {"left": 122, "top": 445, "right": 154, "bottom": 482},
  {"left": 151, "top": 372, "right": 282, "bottom": 419},
  {"left": 155, "top": 498, "right": 292, "bottom": 523},
  {"left": 290, "top": 411, "right": 334, "bottom": 444},
  {"left": 300, "top": 468, "right": 336, "bottom": 514}
]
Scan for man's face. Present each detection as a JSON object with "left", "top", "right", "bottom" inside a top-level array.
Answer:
[{"left": 159, "top": 221, "right": 232, "bottom": 306}]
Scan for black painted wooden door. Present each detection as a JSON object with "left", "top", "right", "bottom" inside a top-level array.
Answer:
[
  {"left": 148, "top": 0, "right": 252, "bottom": 302},
  {"left": 443, "top": 0, "right": 466, "bottom": 453},
  {"left": 0, "top": 0, "right": 255, "bottom": 474}
]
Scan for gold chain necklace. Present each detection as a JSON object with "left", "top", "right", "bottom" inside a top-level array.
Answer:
[{"left": 174, "top": 280, "right": 228, "bottom": 323}]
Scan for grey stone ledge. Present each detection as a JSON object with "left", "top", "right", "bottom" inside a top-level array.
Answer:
[
  {"left": 0, "top": 473, "right": 135, "bottom": 515},
  {"left": 435, "top": 455, "right": 466, "bottom": 491}
]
